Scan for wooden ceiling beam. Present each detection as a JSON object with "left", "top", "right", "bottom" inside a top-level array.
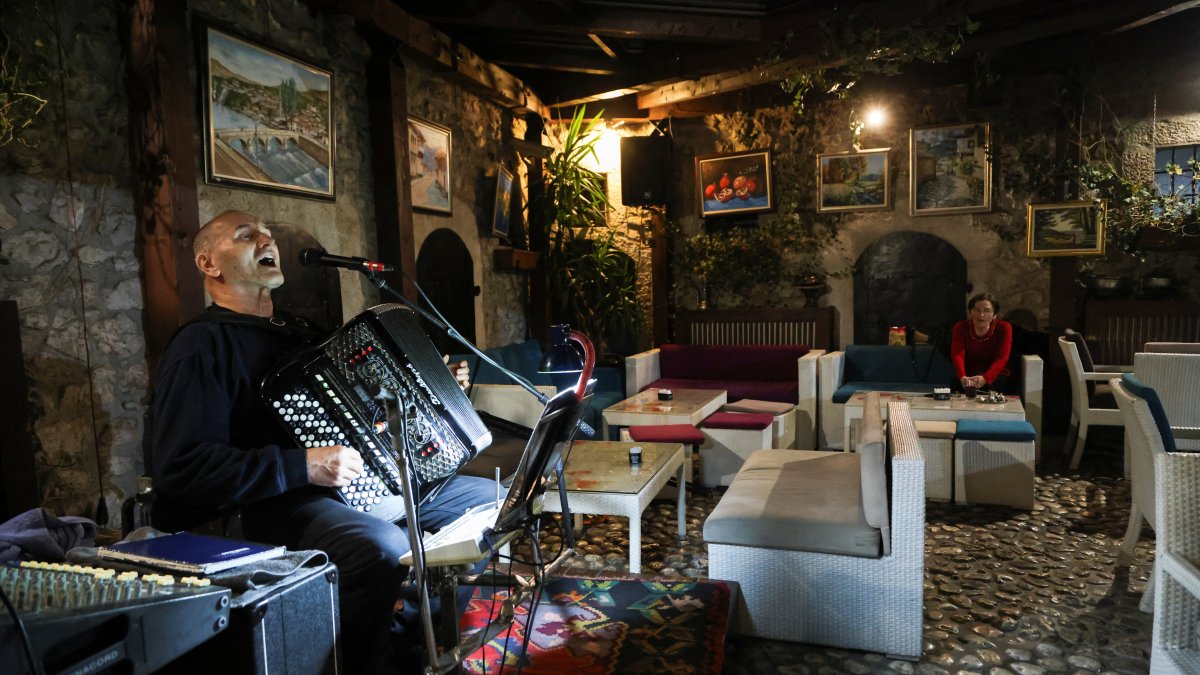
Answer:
[
  {"left": 305, "top": 0, "right": 549, "bottom": 117},
  {"left": 416, "top": 3, "right": 761, "bottom": 42},
  {"left": 1108, "top": 0, "right": 1200, "bottom": 33}
]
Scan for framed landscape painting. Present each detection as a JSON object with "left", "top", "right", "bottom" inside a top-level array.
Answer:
[
  {"left": 408, "top": 117, "right": 452, "bottom": 214},
  {"left": 203, "top": 26, "right": 334, "bottom": 200},
  {"left": 492, "top": 164, "right": 514, "bottom": 239},
  {"left": 817, "top": 148, "right": 890, "bottom": 212},
  {"left": 696, "top": 149, "right": 773, "bottom": 217},
  {"left": 1026, "top": 200, "right": 1107, "bottom": 257},
  {"left": 909, "top": 122, "right": 991, "bottom": 216}
]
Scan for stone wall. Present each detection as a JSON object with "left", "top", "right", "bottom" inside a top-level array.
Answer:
[
  {"left": 0, "top": 1, "right": 530, "bottom": 528},
  {"left": 665, "top": 51, "right": 1200, "bottom": 345},
  {"left": 0, "top": 1, "right": 140, "bottom": 522}
]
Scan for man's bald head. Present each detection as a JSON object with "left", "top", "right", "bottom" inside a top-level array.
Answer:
[{"left": 194, "top": 210, "right": 261, "bottom": 258}]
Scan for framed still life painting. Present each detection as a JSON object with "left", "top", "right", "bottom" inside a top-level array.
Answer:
[
  {"left": 1026, "top": 200, "right": 1107, "bottom": 257},
  {"left": 908, "top": 122, "right": 991, "bottom": 216},
  {"left": 816, "top": 148, "right": 890, "bottom": 212},
  {"left": 696, "top": 149, "right": 773, "bottom": 217},
  {"left": 202, "top": 25, "right": 334, "bottom": 200},
  {"left": 408, "top": 117, "right": 453, "bottom": 214}
]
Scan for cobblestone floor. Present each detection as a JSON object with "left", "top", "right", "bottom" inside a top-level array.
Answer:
[{"left": 511, "top": 432, "right": 1155, "bottom": 674}]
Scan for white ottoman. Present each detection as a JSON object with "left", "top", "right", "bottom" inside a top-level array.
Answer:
[
  {"left": 699, "top": 412, "right": 774, "bottom": 487},
  {"left": 913, "top": 420, "right": 955, "bottom": 502},
  {"left": 953, "top": 419, "right": 1036, "bottom": 510},
  {"left": 723, "top": 399, "right": 797, "bottom": 449}
]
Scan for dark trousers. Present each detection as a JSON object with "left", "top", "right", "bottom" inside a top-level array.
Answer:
[{"left": 242, "top": 475, "right": 496, "bottom": 674}]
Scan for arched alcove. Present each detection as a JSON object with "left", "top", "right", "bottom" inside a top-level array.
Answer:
[
  {"left": 416, "top": 228, "right": 476, "bottom": 355},
  {"left": 853, "top": 231, "right": 967, "bottom": 345}
]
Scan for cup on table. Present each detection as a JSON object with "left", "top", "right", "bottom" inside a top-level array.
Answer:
[{"left": 964, "top": 384, "right": 977, "bottom": 398}]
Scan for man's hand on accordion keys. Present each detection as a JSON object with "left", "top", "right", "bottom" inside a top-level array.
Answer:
[
  {"left": 306, "top": 445, "right": 365, "bottom": 487},
  {"left": 444, "top": 354, "right": 470, "bottom": 390}
]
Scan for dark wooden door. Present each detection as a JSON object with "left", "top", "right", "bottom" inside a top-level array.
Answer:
[
  {"left": 853, "top": 232, "right": 967, "bottom": 346},
  {"left": 416, "top": 229, "right": 477, "bottom": 355}
]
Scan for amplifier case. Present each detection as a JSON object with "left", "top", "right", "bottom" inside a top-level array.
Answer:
[{"left": 165, "top": 562, "right": 341, "bottom": 675}]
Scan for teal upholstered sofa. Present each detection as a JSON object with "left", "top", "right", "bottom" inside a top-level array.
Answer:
[
  {"left": 451, "top": 339, "right": 624, "bottom": 434},
  {"left": 818, "top": 345, "right": 1043, "bottom": 450}
]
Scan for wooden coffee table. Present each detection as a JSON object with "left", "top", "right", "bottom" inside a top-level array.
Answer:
[
  {"left": 543, "top": 440, "right": 684, "bottom": 574},
  {"left": 602, "top": 388, "right": 727, "bottom": 440}
]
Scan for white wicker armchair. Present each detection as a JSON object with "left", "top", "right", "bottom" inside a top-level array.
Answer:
[
  {"left": 705, "top": 400, "right": 925, "bottom": 659},
  {"left": 1112, "top": 376, "right": 1200, "bottom": 673},
  {"left": 1134, "top": 352, "right": 1200, "bottom": 433}
]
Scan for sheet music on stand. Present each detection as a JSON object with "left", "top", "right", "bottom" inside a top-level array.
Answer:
[{"left": 402, "top": 384, "right": 593, "bottom": 675}]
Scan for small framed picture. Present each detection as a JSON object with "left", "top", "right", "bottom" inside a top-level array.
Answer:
[
  {"left": 408, "top": 117, "right": 452, "bottom": 214},
  {"left": 1026, "top": 200, "right": 1107, "bottom": 257},
  {"left": 816, "top": 148, "right": 890, "bottom": 212},
  {"left": 696, "top": 149, "right": 773, "bottom": 217},
  {"left": 909, "top": 122, "right": 991, "bottom": 216},
  {"left": 202, "top": 25, "right": 334, "bottom": 200},
  {"left": 492, "top": 165, "right": 514, "bottom": 239}
]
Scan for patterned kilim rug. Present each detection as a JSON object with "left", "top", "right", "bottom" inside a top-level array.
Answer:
[{"left": 459, "top": 575, "right": 731, "bottom": 674}]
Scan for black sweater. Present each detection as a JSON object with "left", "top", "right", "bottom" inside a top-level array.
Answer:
[{"left": 148, "top": 306, "right": 322, "bottom": 532}]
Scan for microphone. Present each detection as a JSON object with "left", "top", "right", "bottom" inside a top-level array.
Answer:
[{"left": 299, "top": 248, "right": 394, "bottom": 273}]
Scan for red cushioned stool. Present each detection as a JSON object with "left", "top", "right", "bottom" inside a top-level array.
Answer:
[
  {"left": 699, "top": 412, "right": 774, "bottom": 487},
  {"left": 627, "top": 423, "right": 704, "bottom": 484}
]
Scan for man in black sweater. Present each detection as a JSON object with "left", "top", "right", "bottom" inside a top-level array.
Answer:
[{"left": 148, "top": 210, "right": 494, "bottom": 674}]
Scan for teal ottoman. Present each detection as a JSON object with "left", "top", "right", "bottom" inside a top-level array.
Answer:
[{"left": 954, "top": 419, "right": 1036, "bottom": 509}]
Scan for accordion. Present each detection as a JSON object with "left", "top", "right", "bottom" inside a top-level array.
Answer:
[{"left": 261, "top": 304, "right": 492, "bottom": 522}]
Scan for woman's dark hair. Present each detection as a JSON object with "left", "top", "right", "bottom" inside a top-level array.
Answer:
[{"left": 967, "top": 292, "right": 1000, "bottom": 314}]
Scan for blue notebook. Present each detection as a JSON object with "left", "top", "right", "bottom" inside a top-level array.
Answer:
[{"left": 99, "top": 532, "right": 286, "bottom": 574}]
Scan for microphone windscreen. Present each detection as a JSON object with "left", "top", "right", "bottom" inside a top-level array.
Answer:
[{"left": 299, "top": 248, "right": 324, "bottom": 267}]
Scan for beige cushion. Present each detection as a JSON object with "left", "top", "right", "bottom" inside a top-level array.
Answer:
[
  {"left": 914, "top": 420, "right": 956, "bottom": 439},
  {"left": 858, "top": 392, "right": 890, "bottom": 555},
  {"left": 703, "top": 449, "right": 881, "bottom": 558},
  {"left": 724, "top": 399, "right": 794, "bottom": 415}
]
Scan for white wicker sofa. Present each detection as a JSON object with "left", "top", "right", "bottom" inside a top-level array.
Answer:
[{"left": 703, "top": 394, "right": 925, "bottom": 659}]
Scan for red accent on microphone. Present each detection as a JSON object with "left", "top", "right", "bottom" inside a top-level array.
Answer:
[{"left": 366, "top": 261, "right": 388, "bottom": 272}]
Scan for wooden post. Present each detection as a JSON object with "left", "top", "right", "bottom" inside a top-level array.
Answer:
[
  {"left": 524, "top": 112, "right": 549, "bottom": 343},
  {"left": 366, "top": 35, "right": 418, "bottom": 302},
  {"left": 124, "top": 0, "right": 204, "bottom": 375}
]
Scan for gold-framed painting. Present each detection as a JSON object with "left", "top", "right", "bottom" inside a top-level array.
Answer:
[
  {"left": 1026, "top": 200, "right": 1107, "bottom": 257},
  {"left": 909, "top": 122, "right": 991, "bottom": 216},
  {"left": 202, "top": 25, "right": 334, "bottom": 200},
  {"left": 408, "top": 117, "right": 452, "bottom": 214},
  {"left": 816, "top": 148, "right": 890, "bottom": 212}
]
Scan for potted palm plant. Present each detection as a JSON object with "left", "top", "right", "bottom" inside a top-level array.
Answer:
[{"left": 538, "top": 107, "right": 642, "bottom": 361}]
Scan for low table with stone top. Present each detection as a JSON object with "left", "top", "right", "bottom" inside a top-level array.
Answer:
[
  {"left": 543, "top": 440, "right": 685, "bottom": 574},
  {"left": 602, "top": 388, "right": 727, "bottom": 441},
  {"left": 842, "top": 390, "right": 1027, "bottom": 450}
]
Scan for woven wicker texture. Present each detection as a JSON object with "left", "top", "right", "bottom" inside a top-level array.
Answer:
[
  {"left": 953, "top": 436, "right": 1035, "bottom": 509},
  {"left": 1060, "top": 336, "right": 1126, "bottom": 470},
  {"left": 707, "top": 401, "right": 925, "bottom": 658},
  {"left": 1134, "top": 352, "right": 1200, "bottom": 432}
]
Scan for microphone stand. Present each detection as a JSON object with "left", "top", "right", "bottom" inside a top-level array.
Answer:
[{"left": 362, "top": 270, "right": 595, "bottom": 437}]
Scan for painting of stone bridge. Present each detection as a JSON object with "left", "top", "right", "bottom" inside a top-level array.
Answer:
[{"left": 203, "top": 26, "right": 334, "bottom": 199}]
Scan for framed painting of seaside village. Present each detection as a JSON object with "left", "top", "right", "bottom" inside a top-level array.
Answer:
[{"left": 203, "top": 26, "right": 335, "bottom": 199}]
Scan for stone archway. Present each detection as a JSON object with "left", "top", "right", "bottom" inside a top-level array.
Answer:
[{"left": 853, "top": 231, "right": 967, "bottom": 345}]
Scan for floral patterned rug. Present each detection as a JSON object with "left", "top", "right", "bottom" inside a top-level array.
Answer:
[{"left": 459, "top": 575, "right": 731, "bottom": 674}]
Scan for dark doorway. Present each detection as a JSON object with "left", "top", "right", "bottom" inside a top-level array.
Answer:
[
  {"left": 416, "top": 229, "right": 476, "bottom": 355},
  {"left": 853, "top": 232, "right": 967, "bottom": 346}
]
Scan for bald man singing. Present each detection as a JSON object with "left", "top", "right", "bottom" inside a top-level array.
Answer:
[{"left": 147, "top": 210, "right": 494, "bottom": 674}]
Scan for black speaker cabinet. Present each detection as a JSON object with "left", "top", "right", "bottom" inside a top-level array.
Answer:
[
  {"left": 620, "top": 135, "right": 672, "bottom": 206},
  {"left": 0, "top": 300, "right": 38, "bottom": 522},
  {"left": 166, "top": 562, "right": 341, "bottom": 675}
]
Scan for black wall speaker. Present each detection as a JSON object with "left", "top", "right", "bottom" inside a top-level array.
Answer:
[{"left": 620, "top": 135, "right": 672, "bottom": 206}]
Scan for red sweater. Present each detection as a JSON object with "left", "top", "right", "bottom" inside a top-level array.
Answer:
[{"left": 950, "top": 319, "right": 1012, "bottom": 385}]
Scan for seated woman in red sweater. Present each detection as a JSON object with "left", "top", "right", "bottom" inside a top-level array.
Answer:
[{"left": 950, "top": 292, "right": 1012, "bottom": 393}]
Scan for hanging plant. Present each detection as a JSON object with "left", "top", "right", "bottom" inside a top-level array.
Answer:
[
  {"left": 0, "top": 24, "right": 48, "bottom": 148},
  {"left": 765, "top": 0, "right": 978, "bottom": 120}
]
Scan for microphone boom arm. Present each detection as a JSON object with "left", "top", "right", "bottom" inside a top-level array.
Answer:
[{"left": 362, "top": 271, "right": 596, "bottom": 436}]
